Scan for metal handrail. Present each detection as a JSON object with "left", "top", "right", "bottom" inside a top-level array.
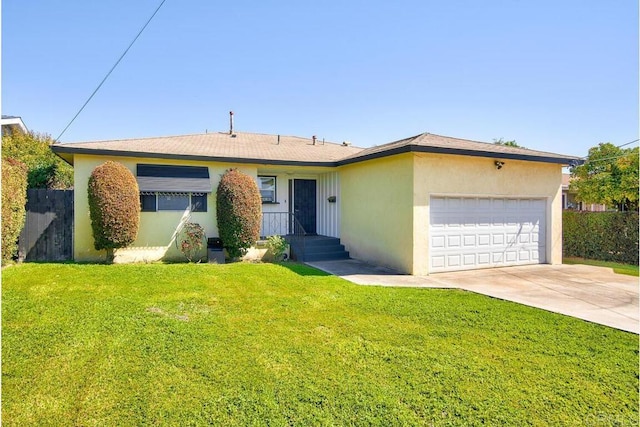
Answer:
[{"left": 261, "top": 212, "right": 307, "bottom": 261}]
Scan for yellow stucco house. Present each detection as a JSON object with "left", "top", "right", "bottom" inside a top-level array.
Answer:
[{"left": 53, "top": 131, "right": 580, "bottom": 275}]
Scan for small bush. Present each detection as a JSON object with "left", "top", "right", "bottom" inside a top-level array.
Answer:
[
  {"left": 266, "top": 235, "right": 288, "bottom": 262},
  {"left": 563, "top": 211, "right": 639, "bottom": 265},
  {"left": 178, "top": 222, "right": 206, "bottom": 262},
  {"left": 88, "top": 161, "right": 141, "bottom": 262},
  {"left": 1, "top": 158, "right": 28, "bottom": 263},
  {"left": 216, "top": 169, "right": 262, "bottom": 259}
]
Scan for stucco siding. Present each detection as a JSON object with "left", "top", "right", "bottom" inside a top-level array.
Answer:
[
  {"left": 339, "top": 154, "right": 414, "bottom": 273},
  {"left": 73, "top": 154, "right": 256, "bottom": 262},
  {"left": 413, "top": 153, "right": 563, "bottom": 275},
  {"left": 72, "top": 150, "right": 564, "bottom": 271}
]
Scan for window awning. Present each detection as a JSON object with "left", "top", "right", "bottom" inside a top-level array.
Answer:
[
  {"left": 136, "top": 177, "right": 212, "bottom": 193},
  {"left": 136, "top": 164, "right": 212, "bottom": 193}
]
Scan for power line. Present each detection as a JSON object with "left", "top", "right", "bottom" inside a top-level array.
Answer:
[
  {"left": 583, "top": 151, "right": 638, "bottom": 165},
  {"left": 617, "top": 138, "right": 639, "bottom": 148},
  {"left": 56, "top": 0, "right": 168, "bottom": 142},
  {"left": 576, "top": 139, "right": 639, "bottom": 163}
]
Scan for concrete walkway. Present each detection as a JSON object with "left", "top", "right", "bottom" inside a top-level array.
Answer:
[{"left": 306, "top": 260, "right": 639, "bottom": 334}]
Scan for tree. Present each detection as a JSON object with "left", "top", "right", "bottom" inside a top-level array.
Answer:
[
  {"left": 216, "top": 169, "right": 262, "bottom": 259},
  {"left": 1, "top": 131, "right": 73, "bottom": 189},
  {"left": 570, "top": 143, "right": 639, "bottom": 211},
  {"left": 493, "top": 138, "right": 523, "bottom": 148},
  {"left": 1, "top": 158, "right": 28, "bottom": 263},
  {"left": 87, "top": 161, "right": 141, "bottom": 262}
]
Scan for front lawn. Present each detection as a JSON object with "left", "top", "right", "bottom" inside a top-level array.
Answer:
[
  {"left": 2, "top": 263, "right": 638, "bottom": 426},
  {"left": 564, "top": 257, "right": 639, "bottom": 277}
]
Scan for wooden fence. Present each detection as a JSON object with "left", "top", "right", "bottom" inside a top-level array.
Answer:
[{"left": 18, "top": 189, "right": 74, "bottom": 262}]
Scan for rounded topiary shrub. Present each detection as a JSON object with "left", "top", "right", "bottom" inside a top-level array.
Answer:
[
  {"left": 1, "top": 158, "right": 28, "bottom": 263},
  {"left": 216, "top": 169, "right": 262, "bottom": 259},
  {"left": 87, "top": 161, "right": 140, "bottom": 262}
]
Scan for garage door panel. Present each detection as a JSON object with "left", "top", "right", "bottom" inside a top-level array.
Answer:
[
  {"left": 506, "top": 233, "right": 518, "bottom": 244},
  {"left": 447, "top": 254, "right": 461, "bottom": 267},
  {"left": 477, "top": 253, "right": 491, "bottom": 265},
  {"left": 432, "top": 235, "right": 446, "bottom": 248},
  {"left": 463, "top": 235, "right": 476, "bottom": 246},
  {"left": 448, "top": 235, "right": 461, "bottom": 247},
  {"left": 505, "top": 250, "right": 518, "bottom": 262},
  {"left": 432, "top": 256, "right": 445, "bottom": 268},
  {"left": 463, "top": 254, "right": 476, "bottom": 266},
  {"left": 478, "top": 234, "right": 491, "bottom": 245},
  {"left": 430, "top": 197, "right": 546, "bottom": 272}
]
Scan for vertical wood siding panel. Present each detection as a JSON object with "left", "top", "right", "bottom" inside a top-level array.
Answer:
[{"left": 317, "top": 172, "right": 340, "bottom": 238}]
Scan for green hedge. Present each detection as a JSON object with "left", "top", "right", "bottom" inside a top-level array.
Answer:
[
  {"left": 1, "top": 158, "right": 28, "bottom": 263},
  {"left": 563, "top": 211, "right": 639, "bottom": 265},
  {"left": 216, "top": 169, "right": 262, "bottom": 259},
  {"left": 88, "top": 161, "right": 141, "bottom": 262}
]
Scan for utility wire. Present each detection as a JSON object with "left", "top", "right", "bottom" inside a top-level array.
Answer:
[
  {"left": 56, "top": 0, "right": 168, "bottom": 142},
  {"left": 576, "top": 139, "right": 639, "bottom": 163},
  {"left": 582, "top": 151, "right": 638, "bottom": 165},
  {"left": 617, "top": 138, "right": 639, "bottom": 148}
]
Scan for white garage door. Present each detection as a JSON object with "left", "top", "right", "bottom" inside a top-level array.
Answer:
[{"left": 430, "top": 197, "right": 546, "bottom": 273}]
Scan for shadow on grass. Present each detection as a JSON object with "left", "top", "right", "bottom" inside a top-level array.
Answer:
[{"left": 277, "top": 262, "right": 332, "bottom": 277}]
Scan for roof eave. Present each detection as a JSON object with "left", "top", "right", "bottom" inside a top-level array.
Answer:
[
  {"left": 51, "top": 146, "right": 75, "bottom": 165},
  {"left": 50, "top": 145, "right": 340, "bottom": 168},
  {"left": 52, "top": 143, "right": 583, "bottom": 169},
  {"left": 337, "top": 145, "right": 582, "bottom": 166}
]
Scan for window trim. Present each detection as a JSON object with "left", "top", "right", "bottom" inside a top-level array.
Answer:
[{"left": 258, "top": 175, "right": 277, "bottom": 204}]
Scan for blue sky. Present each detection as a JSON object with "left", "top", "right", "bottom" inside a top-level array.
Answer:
[{"left": 2, "top": 0, "right": 638, "bottom": 157}]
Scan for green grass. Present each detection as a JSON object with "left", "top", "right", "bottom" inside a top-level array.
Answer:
[
  {"left": 564, "top": 257, "right": 639, "bottom": 276},
  {"left": 2, "top": 263, "right": 638, "bottom": 426}
]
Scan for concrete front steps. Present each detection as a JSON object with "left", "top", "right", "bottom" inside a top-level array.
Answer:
[{"left": 286, "top": 235, "right": 350, "bottom": 262}]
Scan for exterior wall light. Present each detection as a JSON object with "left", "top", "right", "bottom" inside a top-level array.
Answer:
[
  {"left": 327, "top": 196, "right": 337, "bottom": 203},
  {"left": 494, "top": 161, "right": 505, "bottom": 170}
]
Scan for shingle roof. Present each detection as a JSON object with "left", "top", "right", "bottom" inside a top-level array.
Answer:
[
  {"left": 53, "top": 132, "right": 363, "bottom": 166},
  {"left": 52, "top": 131, "right": 582, "bottom": 166},
  {"left": 339, "top": 132, "right": 582, "bottom": 165}
]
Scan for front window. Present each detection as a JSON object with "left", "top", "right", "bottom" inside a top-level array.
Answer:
[
  {"left": 158, "top": 193, "right": 190, "bottom": 210},
  {"left": 140, "top": 192, "right": 207, "bottom": 212},
  {"left": 258, "top": 176, "right": 276, "bottom": 203}
]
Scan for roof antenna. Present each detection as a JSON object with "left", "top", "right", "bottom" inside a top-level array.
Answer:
[
  {"left": 229, "top": 111, "right": 234, "bottom": 135},
  {"left": 312, "top": 135, "right": 317, "bottom": 145}
]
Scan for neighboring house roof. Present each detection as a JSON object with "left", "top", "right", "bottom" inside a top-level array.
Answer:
[
  {"left": 1, "top": 115, "right": 28, "bottom": 136},
  {"left": 339, "top": 133, "right": 582, "bottom": 165},
  {"left": 52, "top": 130, "right": 582, "bottom": 166}
]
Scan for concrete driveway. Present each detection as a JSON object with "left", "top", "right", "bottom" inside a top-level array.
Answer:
[{"left": 306, "top": 260, "right": 639, "bottom": 334}]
